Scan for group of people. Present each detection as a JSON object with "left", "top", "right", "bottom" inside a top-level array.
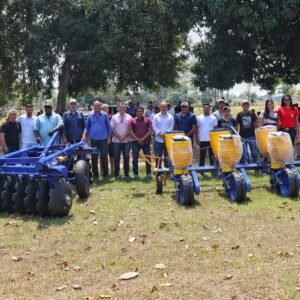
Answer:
[{"left": 0, "top": 94, "right": 299, "bottom": 179}]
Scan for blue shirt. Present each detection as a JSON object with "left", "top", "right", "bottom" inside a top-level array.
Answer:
[
  {"left": 175, "top": 112, "right": 197, "bottom": 136},
  {"left": 34, "top": 113, "right": 63, "bottom": 146},
  {"left": 85, "top": 111, "right": 112, "bottom": 140},
  {"left": 63, "top": 110, "right": 85, "bottom": 142}
]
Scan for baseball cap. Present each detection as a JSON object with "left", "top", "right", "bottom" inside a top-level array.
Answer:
[
  {"left": 217, "top": 98, "right": 225, "bottom": 103},
  {"left": 69, "top": 98, "right": 77, "bottom": 104},
  {"left": 242, "top": 99, "right": 250, "bottom": 105},
  {"left": 181, "top": 102, "right": 189, "bottom": 107},
  {"left": 223, "top": 106, "right": 230, "bottom": 111},
  {"left": 44, "top": 99, "right": 53, "bottom": 107}
]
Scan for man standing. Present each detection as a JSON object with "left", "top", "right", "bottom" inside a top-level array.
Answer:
[
  {"left": 17, "top": 104, "right": 37, "bottom": 148},
  {"left": 152, "top": 102, "right": 174, "bottom": 168},
  {"left": 167, "top": 102, "right": 175, "bottom": 116},
  {"left": 145, "top": 101, "right": 154, "bottom": 118},
  {"left": 212, "top": 98, "right": 226, "bottom": 121},
  {"left": 130, "top": 107, "right": 152, "bottom": 178},
  {"left": 63, "top": 99, "right": 85, "bottom": 143},
  {"left": 127, "top": 101, "right": 137, "bottom": 118},
  {"left": 174, "top": 102, "right": 197, "bottom": 142},
  {"left": 111, "top": 103, "right": 132, "bottom": 177},
  {"left": 218, "top": 106, "right": 238, "bottom": 130},
  {"left": 83, "top": 100, "right": 112, "bottom": 178},
  {"left": 34, "top": 100, "right": 64, "bottom": 146},
  {"left": 196, "top": 104, "right": 218, "bottom": 166},
  {"left": 236, "top": 99, "right": 258, "bottom": 163}
]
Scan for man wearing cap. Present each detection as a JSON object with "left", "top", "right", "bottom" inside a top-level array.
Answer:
[
  {"left": 34, "top": 100, "right": 64, "bottom": 146},
  {"left": 212, "top": 98, "right": 226, "bottom": 121},
  {"left": 236, "top": 99, "right": 258, "bottom": 163},
  {"left": 218, "top": 106, "right": 238, "bottom": 131},
  {"left": 152, "top": 102, "right": 174, "bottom": 168},
  {"left": 196, "top": 103, "right": 218, "bottom": 167},
  {"left": 63, "top": 99, "right": 85, "bottom": 143},
  {"left": 83, "top": 100, "right": 112, "bottom": 178},
  {"left": 17, "top": 104, "right": 37, "bottom": 149},
  {"left": 174, "top": 102, "right": 197, "bottom": 142}
]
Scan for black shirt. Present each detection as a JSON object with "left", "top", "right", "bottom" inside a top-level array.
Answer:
[
  {"left": 236, "top": 111, "right": 257, "bottom": 137},
  {"left": 0, "top": 121, "right": 21, "bottom": 147},
  {"left": 218, "top": 118, "right": 237, "bottom": 129}
]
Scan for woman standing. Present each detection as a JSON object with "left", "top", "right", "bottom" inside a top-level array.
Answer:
[
  {"left": 277, "top": 94, "right": 299, "bottom": 144},
  {"left": 0, "top": 109, "right": 21, "bottom": 153},
  {"left": 259, "top": 99, "right": 277, "bottom": 126}
]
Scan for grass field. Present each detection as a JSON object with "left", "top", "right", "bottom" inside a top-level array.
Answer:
[{"left": 0, "top": 169, "right": 299, "bottom": 300}]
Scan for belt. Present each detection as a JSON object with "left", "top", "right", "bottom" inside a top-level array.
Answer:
[{"left": 282, "top": 128, "right": 295, "bottom": 132}]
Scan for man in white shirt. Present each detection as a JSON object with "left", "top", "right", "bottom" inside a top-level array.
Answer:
[
  {"left": 196, "top": 103, "right": 218, "bottom": 166},
  {"left": 111, "top": 102, "right": 132, "bottom": 177},
  {"left": 152, "top": 102, "right": 174, "bottom": 168},
  {"left": 212, "top": 98, "right": 226, "bottom": 121},
  {"left": 17, "top": 104, "right": 37, "bottom": 149}
]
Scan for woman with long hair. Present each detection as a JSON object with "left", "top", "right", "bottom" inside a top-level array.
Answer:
[
  {"left": 277, "top": 94, "right": 299, "bottom": 144},
  {"left": 259, "top": 99, "right": 277, "bottom": 126}
]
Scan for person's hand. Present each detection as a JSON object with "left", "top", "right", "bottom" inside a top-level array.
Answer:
[
  {"left": 107, "top": 137, "right": 111, "bottom": 144},
  {"left": 48, "top": 130, "right": 54, "bottom": 137},
  {"left": 119, "top": 135, "right": 125, "bottom": 142},
  {"left": 36, "top": 137, "right": 41, "bottom": 144},
  {"left": 196, "top": 140, "right": 200, "bottom": 146},
  {"left": 3, "top": 145, "right": 8, "bottom": 154},
  {"left": 159, "top": 133, "right": 165, "bottom": 139},
  {"left": 81, "top": 135, "right": 86, "bottom": 142}
]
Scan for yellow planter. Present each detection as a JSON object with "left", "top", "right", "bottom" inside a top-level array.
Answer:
[
  {"left": 209, "top": 129, "right": 231, "bottom": 158},
  {"left": 255, "top": 125, "right": 277, "bottom": 156},
  {"left": 170, "top": 135, "right": 193, "bottom": 170},
  {"left": 164, "top": 131, "right": 185, "bottom": 157}
]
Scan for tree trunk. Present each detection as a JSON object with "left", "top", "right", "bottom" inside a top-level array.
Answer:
[{"left": 56, "top": 59, "right": 71, "bottom": 113}]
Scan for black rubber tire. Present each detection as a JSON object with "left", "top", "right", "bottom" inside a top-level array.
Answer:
[
  {"left": 12, "top": 176, "right": 28, "bottom": 213},
  {"left": 24, "top": 179, "right": 39, "bottom": 214},
  {"left": 74, "top": 160, "right": 90, "bottom": 198},
  {"left": 36, "top": 181, "right": 50, "bottom": 216},
  {"left": 275, "top": 168, "right": 299, "bottom": 198},
  {"left": 49, "top": 179, "right": 73, "bottom": 217},
  {"left": 156, "top": 175, "right": 163, "bottom": 194},
  {"left": 177, "top": 174, "right": 195, "bottom": 206},
  {"left": 1, "top": 176, "right": 17, "bottom": 212},
  {"left": 0, "top": 174, "right": 6, "bottom": 211},
  {"left": 227, "top": 172, "right": 247, "bottom": 203}
]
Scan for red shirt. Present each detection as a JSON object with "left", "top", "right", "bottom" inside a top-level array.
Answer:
[
  {"left": 130, "top": 116, "right": 152, "bottom": 143},
  {"left": 277, "top": 106, "right": 299, "bottom": 128}
]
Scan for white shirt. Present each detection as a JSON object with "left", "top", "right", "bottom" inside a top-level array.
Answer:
[
  {"left": 197, "top": 114, "right": 218, "bottom": 141},
  {"left": 152, "top": 112, "right": 174, "bottom": 142},
  {"left": 168, "top": 108, "right": 175, "bottom": 116},
  {"left": 110, "top": 113, "right": 132, "bottom": 143},
  {"left": 17, "top": 114, "right": 37, "bottom": 145}
]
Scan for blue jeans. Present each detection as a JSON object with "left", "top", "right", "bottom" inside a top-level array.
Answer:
[
  {"left": 132, "top": 142, "right": 151, "bottom": 175},
  {"left": 114, "top": 142, "right": 131, "bottom": 176},
  {"left": 154, "top": 141, "right": 169, "bottom": 168},
  {"left": 240, "top": 136, "right": 258, "bottom": 164}
]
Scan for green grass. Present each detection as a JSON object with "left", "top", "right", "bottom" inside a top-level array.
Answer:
[{"left": 0, "top": 168, "right": 299, "bottom": 300}]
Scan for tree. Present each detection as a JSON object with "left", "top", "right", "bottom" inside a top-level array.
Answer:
[{"left": 190, "top": 0, "right": 300, "bottom": 92}]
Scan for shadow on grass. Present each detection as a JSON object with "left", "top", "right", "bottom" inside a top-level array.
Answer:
[
  {"left": 217, "top": 190, "right": 252, "bottom": 205},
  {"left": 264, "top": 185, "right": 300, "bottom": 202},
  {"left": 171, "top": 193, "right": 201, "bottom": 208},
  {"left": 91, "top": 175, "right": 153, "bottom": 187}
]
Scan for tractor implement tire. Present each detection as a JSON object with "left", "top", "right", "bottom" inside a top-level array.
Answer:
[
  {"left": 74, "top": 160, "right": 91, "bottom": 198},
  {"left": 36, "top": 181, "right": 51, "bottom": 216},
  {"left": 177, "top": 174, "right": 194, "bottom": 206},
  {"left": 276, "top": 168, "right": 299, "bottom": 198},
  {"left": 24, "top": 179, "right": 39, "bottom": 214},
  {"left": 156, "top": 175, "right": 163, "bottom": 194},
  {"left": 1, "top": 176, "right": 17, "bottom": 212},
  {"left": 12, "top": 176, "right": 28, "bottom": 213},
  {"left": 227, "top": 171, "right": 247, "bottom": 203},
  {"left": 49, "top": 179, "right": 73, "bottom": 217},
  {"left": 0, "top": 174, "right": 6, "bottom": 211}
]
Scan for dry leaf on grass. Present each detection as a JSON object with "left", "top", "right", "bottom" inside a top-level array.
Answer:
[
  {"left": 56, "top": 285, "right": 67, "bottom": 291},
  {"left": 119, "top": 272, "right": 139, "bottom": 280},
  {"left": 72, "top": 284, "right": 82, "bottom": 290},
  {"left": 83, "top": 297, "right": 95, "bottom": 300},
  {"left": 159, "top": 283, "right": 173, "bottom": 287},
  {"left": 154, "top": 263, "right": 166, "bottom": 270},
  {"left": 99, "top": 295, "right": 111, "bottom": 299},
  {"left": 211, "top": 244, "right": 220, "bottom": 250},
  {"left": 224, "top": 274, "right": 233, "bottom": 280},
  {"left": 72, "top": 266, "right": 82, "bottom": 272},
  {"left": 89, "top": 210, "right": 96, "bottom": 214},
  {"left": 128, "top": 236, "right": 136, "bottom": 243},
  {"left": 12, "top": 256, "right": 22, "bottom": 262},
  {"left": 231, "top": 245, "right": 240, "bottom": 250},
  {"left": 150, "top": 286, "right": 158, "bottom": 293}
]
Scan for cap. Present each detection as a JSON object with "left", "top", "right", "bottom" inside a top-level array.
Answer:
[
  {"left": 69, "top": 98, "right": 77, "bottom": 104},
  {"left": 44, "top": 99, "right": 53, "bottom": 107},
  {"left": 217, "top": 98, "right": 225, "bottom": 103},
  {"left": 223, "top": 106, "right": 230, "bottom": 111},
  {"left": 242, "top": 99, "right": 250, "bottom": 104},
  {"left": 181, "top": 102, "right": 189, "bottom": 107}
]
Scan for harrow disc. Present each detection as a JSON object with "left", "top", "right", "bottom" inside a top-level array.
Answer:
[
  {"left": 49, "top": 179, "right": 73, "bottom": 217},
  {"left": 74, "top": 160, "right": 91, "bottom": 198},
  {"left": 12, "top": 176, "right": 28, "bottom": 213},
  {"left": 24, "top": 179, "right": 39, "bottom": 214},
  {"left": 0, "top": 174, "right": 6, "bottom": 210},
  {"left": 1, "top": 176, "right": 17, "bottom": 212},
  {"left": 36, "top": 181, "right": 50, "bottom": 216}
]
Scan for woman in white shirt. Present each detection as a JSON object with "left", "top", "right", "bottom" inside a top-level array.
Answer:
[{"left": 259, "top": 99, "right": 277, "bottom": 126}]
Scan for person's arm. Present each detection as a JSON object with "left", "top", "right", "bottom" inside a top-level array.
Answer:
[
  {"left": 195, "top": 119, "right": 200, "bottom": 146},
  {"left": 105, "top": 115, "right": 112, "bottom": 144},
  {"left": 0, "top": 124, "right": 8, "bottom": 153},
  {"left": 33, "top": 118, "right": 41, "bottom": 143},
  {"left": 277, "top": 108, "right": 282, "bottom": 129},
  {"left": 296, "top": 109, "right": 299, "bottom": 137},
  {"left": 236, "top": 113, "right": 241, "bottom": 133},
  {"left": 152, "top": 115, "right": 160, "bottom": 136},
  {"left": 140, "top": 120, "right": 152, "bottom": 142},
  {"left": 125, "top": 116, "right": 132, "bottom": 138},
  {"left": 174, "top": 115, "right": 178, "bottom": 130},
  {"left": 167, "top": 115, "right": 175, "bottom": 132},
  {"left": 111, "top": 116, "right": 123, "bottom": 141},
  {"left": 49, "top": 115, "right": 64, "bottom": 136},
  {"left": 213, "top": 116, "right": 218, "bottom": 129},
  {"left": 253, "top": 113, "right": 259, "bottom": 128}
]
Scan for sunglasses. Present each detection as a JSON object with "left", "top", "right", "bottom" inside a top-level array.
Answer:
[
  {"left": 284, "top": 98, "right": 291, "bottom": 101},
  {"left": 70, "top": 103, "right": 77, "bottom": 105},
  {"left": 44, "top": 106, "right": 52, "bottom": 108}
]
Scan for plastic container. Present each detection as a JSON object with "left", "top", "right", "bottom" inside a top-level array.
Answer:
[
  {"left": 218, "top": 134, "right": 243, "bottom": 170},
  {"left": 255, "top": 125, "right": 277, "bottom": 156},
  {"left": 210, "top": 129, "right": 231, "bottom": 158},
  {"left": 170, "top": 135, "right": 193, "bottom": 170},
  {"left": 164, "top": 131, "right": 185, "bottom": 157},
  {"left": 267, "top": 131, "right": 294, "bottom": 164}
]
